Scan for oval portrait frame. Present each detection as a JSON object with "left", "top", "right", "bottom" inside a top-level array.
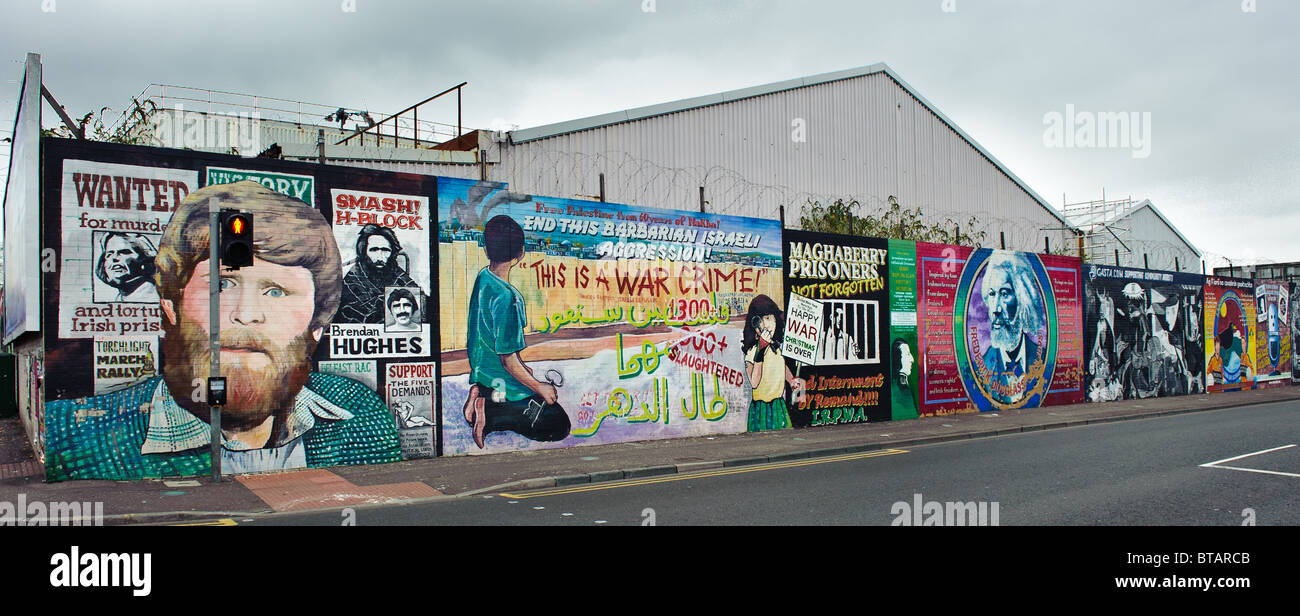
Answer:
[{"left": 952, "top": 248, "right": 1058, "bottom": 411}]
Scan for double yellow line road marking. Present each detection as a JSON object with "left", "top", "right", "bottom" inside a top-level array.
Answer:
[
  {"left": 169, "top": 518, "right": 238, "bottom": 526},
  {"left": 500, "top": 448, "right": 909, "bottom": 499}
]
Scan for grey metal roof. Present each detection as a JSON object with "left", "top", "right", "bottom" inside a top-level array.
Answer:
[
  {"left": 1131, "top": 199, "right": 1202, "bottom": 258},
  {"left": 507, "top": 62, "right": 1074, "bottom": 229}
]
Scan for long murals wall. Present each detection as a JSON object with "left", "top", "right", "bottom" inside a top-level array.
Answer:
[
  {"left": 22, "top": 140, "right": 1296, "bottom": 478},
  {"left": 39, "top": 138, "right": 440, "bottom": 481},
  {"left": 437, "top": 178, "right": 783, "bottom": 455}
]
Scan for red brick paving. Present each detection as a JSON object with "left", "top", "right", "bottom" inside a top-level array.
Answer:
[
  {"left": 0, "top": 461, "right": 43, "bottom": 480},
  {"left": 235, "top": 468, "right": 441, "bottom": 512}
]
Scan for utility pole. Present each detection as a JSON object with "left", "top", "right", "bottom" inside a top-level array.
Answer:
[{"left": 208, "top": 200, "right": 222, "bottom": 481}]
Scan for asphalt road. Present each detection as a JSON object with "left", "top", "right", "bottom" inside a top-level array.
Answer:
[{"left": 229, "top": 400, "right": 1300, "bottom": 526}]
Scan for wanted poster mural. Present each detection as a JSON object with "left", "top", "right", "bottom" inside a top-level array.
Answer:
[
  {"left": 57, "top": 159, "right": 197, "bottom": 340},
  {"left": 329, "top": 188, "right": 432, "bottom": 359}
]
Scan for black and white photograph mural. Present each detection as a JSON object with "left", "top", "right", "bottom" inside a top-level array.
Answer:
[
  {"left": 1083, "top": 265, "right": 1205, "bottom": 402},
  {"left": 817, "top": 299, "right": 879, "bottom": 365},
  {"left": 92, "top": 231, "right": 161, "bottom": 303}
]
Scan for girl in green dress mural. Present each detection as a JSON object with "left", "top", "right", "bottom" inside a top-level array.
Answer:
[{"left": 742, "top": 294, "right": 806, "bottom": 431}]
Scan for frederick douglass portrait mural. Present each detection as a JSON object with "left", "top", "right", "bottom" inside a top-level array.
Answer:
[{"left": 961, "top": 251, "right": 1051, "bottom": 409}]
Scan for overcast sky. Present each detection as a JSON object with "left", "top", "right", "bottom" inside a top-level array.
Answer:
[{"left": 3, "top": 0, "right": 1296, "bottom": 268}]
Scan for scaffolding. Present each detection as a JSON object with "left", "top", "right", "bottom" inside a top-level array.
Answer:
[{"left": 1062, "top": 192, "right": 1137, "bottom": 266}]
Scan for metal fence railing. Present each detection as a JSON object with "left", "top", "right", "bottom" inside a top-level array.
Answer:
[{"left": 110, "top": 83, "right": 466, "bottom": 148}]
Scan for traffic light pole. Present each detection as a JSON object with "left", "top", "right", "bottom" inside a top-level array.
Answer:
[{"left": 208, "top": 201, "right": 222, "bottom": 482}]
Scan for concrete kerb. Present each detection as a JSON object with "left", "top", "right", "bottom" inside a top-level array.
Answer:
[
  {"left": 723, "top": 456, "right": 769, "bottom": 467},
  {"left": 675, "top": 460, "right": 723, "bottom": 472},
  {"left": 97, "top": 391, "right": 1300, "bottom": 524},
  {"left": 624, "top": 465, "right": 677, "bottom": 479},
  {"left": 554, "top": 474, "right": 591, "bottom": 487},
  {"left": 588, "top": 469, "right": 626, "bottom": 483},
  {"left": 515, "top": 477, "right": 557, "bottom": 490},
  {"left": 765, "top": 451, "right": 811, "bottom": 463},
  {"left": 100, "top": 510, "right": 268, "bottom": 526}
]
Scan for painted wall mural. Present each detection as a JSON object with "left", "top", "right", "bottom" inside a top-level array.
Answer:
[
  {"left": 29, "top": 141, "right": 1294, "bottom": 481},
  {"left": 16, "top": 348, "right": 45, "bottom": 464},
  {"left": 323, "top": 175, "right": 439, "bottom": 460},
  {"left": 1082, "top": 265, "right": 1205, "bottom": 401},
  {"left": 1290, "top": 282, "right": 1300, "bottom": 384},
  {"left": 915, "top": 243, "right": 1084, "bottom": 416},
  {"left": 438, "top": 178, "right": 783, "bottom": 455},
  {"left": 1252, "top": 280, "right": 1291, "bottom": 389},
  {"left": 1203, "top": 276, "right": 1257, "bottom": 393},
  {"left": 780, "top": 229, "right": 889, "bottom": 427},
  {"left": 888, "top": 240, "right": 920, "bottom": 421},
  {"left": 40, "top": 139, "right": 438, "bottom": 481}
]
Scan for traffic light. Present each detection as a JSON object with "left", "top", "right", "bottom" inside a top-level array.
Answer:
[{"left": 219, "top": 209, "right": 254, "bottom": 269}]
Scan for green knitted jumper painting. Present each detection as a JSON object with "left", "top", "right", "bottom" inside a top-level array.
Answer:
[{"left": 45, "top": 374, "right": 401, "bottom": 481}]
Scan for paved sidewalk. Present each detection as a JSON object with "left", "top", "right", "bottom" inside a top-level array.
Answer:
[{"left": 1, "top": 386, "right": 1296, "bottom": 524}]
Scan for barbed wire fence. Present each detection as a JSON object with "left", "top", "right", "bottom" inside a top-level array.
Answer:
[
  {"left": 495, "top": 146, "right": 1300, "bottom": 275},
  {"left": 499, "top": 146, "right": 1083, "bottom": 252}
]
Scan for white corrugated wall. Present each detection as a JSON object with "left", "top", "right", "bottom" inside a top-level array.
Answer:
[
  {"left": 333, "top": 71, "right": 1075, "bottom": 252},
  {"left": 493, "top": 72, "right": 1072, "bottom": 252},
  {"left": 1109, "top": 207, "right": 1201, "bottom": 272}
]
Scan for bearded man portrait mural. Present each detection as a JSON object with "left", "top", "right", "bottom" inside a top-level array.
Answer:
[
  {"left": 977, "top": 252, "right": 1046, "bottom": 406},
  {"left": 942, "top": 248, "right": 1074, "bottom": 413},
  {"left": 339, "top": 224, "right": 425, "bottom": 324},
  {"left": 46, "top": 181, "right": 401, "bottom": 480}
]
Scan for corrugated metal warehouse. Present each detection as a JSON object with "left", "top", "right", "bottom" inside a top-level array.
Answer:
[{"left": 338, "top": 63, "right": 1078, "bottom": 252}]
